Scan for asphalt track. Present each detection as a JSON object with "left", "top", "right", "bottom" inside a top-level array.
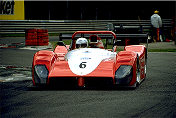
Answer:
[{"left": 1, "top": 48, "right": 176, "bottom": 118}]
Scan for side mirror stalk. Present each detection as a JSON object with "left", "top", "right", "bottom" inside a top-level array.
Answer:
[{"left": 57, "top": 41, "right": 69, "bottom": 51}]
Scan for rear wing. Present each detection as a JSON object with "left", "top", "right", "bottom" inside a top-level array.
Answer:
[
  {"left": 59, "top": 33, "right": 148, "bottom": 40},
  {"left": 72, "top": 31, "right": 116, "bottom": 40}
]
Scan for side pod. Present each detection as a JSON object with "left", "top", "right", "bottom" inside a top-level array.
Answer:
[{"left": 32, "top": 50, "right": 57, "bottom": 85}]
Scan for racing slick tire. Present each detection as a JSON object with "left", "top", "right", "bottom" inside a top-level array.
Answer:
[
  {"left": 131, "top": 56, "right": 140, "bottom": 89},
  {"left": 144, "top": 49, "right": 147, "bottom": 79}
]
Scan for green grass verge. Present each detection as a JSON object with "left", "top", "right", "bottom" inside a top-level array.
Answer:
[
  {"left": 50, "top": 40, "right": 122, "bottom": 52},
  {"left": 0, "top": 34, "right": 25, "bottom": 37},
  {"left": 148, "top": 49, "right": 176, "bottom": 52},
  {"left": 50, "top": 41, "right": 176, "bottom": 52},
  {"left": 50, "top": 40, "right": 72, "bottom": 49}
]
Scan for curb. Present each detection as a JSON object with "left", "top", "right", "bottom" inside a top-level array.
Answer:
[
  {"left": 0, "top": 42, "right": 53, "bottom": 50},
  {"left": 0, "top": 65, "right": 31, "bottom": 70},
  {"left": 0, "top": 42, "right": 25, "bottom": 49}
]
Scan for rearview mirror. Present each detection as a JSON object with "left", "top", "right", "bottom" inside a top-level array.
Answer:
[
  {"left": 57, "top": 41, "right": 69, "bottom": 51},
  {"left": 57, "top": 41, "right": 65, "bottom": 46}
]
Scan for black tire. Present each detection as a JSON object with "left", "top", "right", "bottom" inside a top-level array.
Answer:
[
  {"left": 144, "top": 48, "right": 147, "bottom": 79},
  {"left": 131, "top": 56, "right": 140, "bottom": 89},
  {"left": 136, "top": 55, "right": 141, "bottom": 85}
]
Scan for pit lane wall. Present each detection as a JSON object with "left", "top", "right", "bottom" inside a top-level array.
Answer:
[{"left": 0, "top": 0, "right": 24, "bottom": 20}]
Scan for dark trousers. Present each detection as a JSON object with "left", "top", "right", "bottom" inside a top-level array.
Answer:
[{"left": 151, "top": 26, "right": 160, "bottom": 42}]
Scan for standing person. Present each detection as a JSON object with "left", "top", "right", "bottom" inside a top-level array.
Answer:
[{"left": 151, "top": 10, "right": 162, "bottom": 42}]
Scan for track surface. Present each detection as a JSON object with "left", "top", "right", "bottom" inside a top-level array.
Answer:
[{"left": 1, "top": 49, "right": 176, "bottom": 118}]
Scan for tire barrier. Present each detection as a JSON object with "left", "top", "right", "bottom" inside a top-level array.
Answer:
[
  {"left": 37, "top": 29, "right": 49, "bottom": 46},
  {"left": 25, "top": 29, "right": 49, "bottom": 46},
  {"left": 25, "top": 29, "right": 38, "bottom": 46}
]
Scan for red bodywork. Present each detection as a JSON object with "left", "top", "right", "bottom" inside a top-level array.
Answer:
[{"left": 32, "top": 31, "right": 147, "bottom": 88}]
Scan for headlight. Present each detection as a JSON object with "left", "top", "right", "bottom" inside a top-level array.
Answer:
[
  {"left": 34, "top": 65, "right": 49, "bottom": 84},
  {"left": 115, "top": 65, "right": 133, "bottom": 85}
]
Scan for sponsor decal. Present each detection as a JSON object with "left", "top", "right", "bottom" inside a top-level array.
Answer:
[
  {"left": 0, "top": 0, "right": 15, "bottom": 15},
  {"left": 80, "top": 57, "right": 91, "bottom": 60}
]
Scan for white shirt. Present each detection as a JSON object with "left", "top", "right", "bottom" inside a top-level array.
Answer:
[{"left": 151, "top": 14, "right": 162, "bottom": 28}]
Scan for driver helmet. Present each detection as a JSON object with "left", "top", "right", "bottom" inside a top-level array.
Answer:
[{"left": 76, "top": 38, "right": 88, "bottom": 48}]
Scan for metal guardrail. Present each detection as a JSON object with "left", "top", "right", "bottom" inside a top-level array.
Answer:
[
  {"left": 0, "top": 20, "right": 107, "bottom": 34},
  {"left": 0, "top": 19, "right": 173, "bottom": 34}
]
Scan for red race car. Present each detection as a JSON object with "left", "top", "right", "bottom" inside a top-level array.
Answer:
[{"left": 32, "top": 31, "right": 147, "bottom": 89}]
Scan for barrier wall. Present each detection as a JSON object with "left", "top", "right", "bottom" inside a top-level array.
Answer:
[{"left": 0, "top": 0, "right": 24, "bottom": 20}]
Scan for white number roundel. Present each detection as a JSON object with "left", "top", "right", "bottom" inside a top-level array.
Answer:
[{"left": 66, "top": 48, "right": 116, "bottom": 76}]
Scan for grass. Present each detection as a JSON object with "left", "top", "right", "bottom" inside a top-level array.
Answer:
[
  {"left": 50, "top": 40, "right": 72, "bottom": 49},
  {"left": 50, "top": 41, "right": 176, "bottom": 52},
  {"left": 148, "top": 49, "right": 176, "bottom": 52},
  {"left": 2, "top": 33, "right": 175, "bottom": 52},
  {"left": 0, "top": 34, "right": 25, "bottom": 37},
  {"left": 50, "top": 38, "right": 176, "bottom": 52}
]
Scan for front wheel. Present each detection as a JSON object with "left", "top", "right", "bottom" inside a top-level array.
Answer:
[
  {"left": 144, "top": 49, "right": 147, "bottom": 79},
  {"left": 130, "top": 59, "right": 140, "bottom": 89},
  {"left": 132, "top": 57, "right": 141, "bottom": 89}
]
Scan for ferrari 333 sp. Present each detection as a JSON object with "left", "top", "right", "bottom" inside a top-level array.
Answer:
[{"left": 32, "top": 31, "right": 147, "bottom": 89}]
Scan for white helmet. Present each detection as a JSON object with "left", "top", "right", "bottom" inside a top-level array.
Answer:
[{"left": 76, "top": 38, "right": 88, "bottom": 48}]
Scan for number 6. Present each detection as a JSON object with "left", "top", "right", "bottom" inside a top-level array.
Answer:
[{"left": 79, "top": 62, "right": 87, "bottom": 68}]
